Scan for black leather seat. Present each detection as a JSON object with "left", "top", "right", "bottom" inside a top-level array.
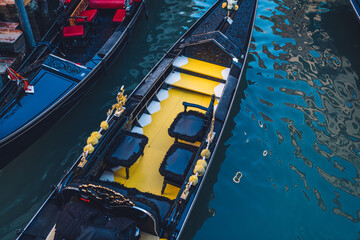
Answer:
[
  {"left": 159, "top": 142, "right": 198, "bottom": 194},
  {"left": 168, "top": 95, "right": 215, "bottom": 143},
  {"left": 105, "top": 131, "right": 148, "bottom": 179}
]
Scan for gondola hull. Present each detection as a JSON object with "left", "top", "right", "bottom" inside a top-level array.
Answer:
[
  {"left": 0, "top": 0, "right": 148, "bottom": 168},
  {"left": 17, "top": 0, "right": 258, "bottom": 239}
]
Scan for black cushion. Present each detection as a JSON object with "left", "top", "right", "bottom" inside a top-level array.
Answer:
[
  {"left": 106, "top": 131, "right": 148, "bottom": 168},
  {"left": 159, "top": 143, "right": 198, "bottom": 185},
  {"left": 54, "top": 202, "right": 136, "bottom": 240},
  {"left": 69, "top": 179, "right": 174, "bottom": 234},
  {"left": 168, "top": 110, "right": 206, "bottom": 143}
]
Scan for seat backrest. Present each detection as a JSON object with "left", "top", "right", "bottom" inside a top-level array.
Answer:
[{"left": 183, "top": 94, "right": 215, "bottom": 122}]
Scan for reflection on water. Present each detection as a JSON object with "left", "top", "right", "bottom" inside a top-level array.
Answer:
[
  {"left": 253, "top": 0, "right": 360, "bottom": 223},
  {"left": 183, "top": 0, "right": 360, "bottom": 239}
]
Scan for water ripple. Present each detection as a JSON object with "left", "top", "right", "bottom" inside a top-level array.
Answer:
[{"left": 245, "top": 0, "right": 360, "bottom": 228}]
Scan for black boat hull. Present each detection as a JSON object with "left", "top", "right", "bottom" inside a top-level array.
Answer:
[{"left": 0, "top": 0, "right": 148, "bottom": 168}]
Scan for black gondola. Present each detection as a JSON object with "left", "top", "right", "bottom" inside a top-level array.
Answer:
[
  {"left": 350, "top": 0, "right": 360, "bottom": 20},
  {"left": 0, "top": 0, "right": 149, "bottom": 168},
  {"left": 17, "top": 0, "right": 257, "bottom": 239}
]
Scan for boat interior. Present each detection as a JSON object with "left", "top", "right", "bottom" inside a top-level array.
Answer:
[
  {"left": 54, "top": 42, "right": 235, "bottom": 238},
  {"left": 20, "top": 41, "right": 235, "bottom": 239},
  {"left": 57, "top": 0, "right": 142, "bottom": 65},
  {"left": 22, "top": 0, "right": 143, "bottom": 76},
  {"left": 98, "top": 55, "right": 230, "bottom": 199},
  {"left": 0, "top": 0, "right": 142, "bottom": 141}
]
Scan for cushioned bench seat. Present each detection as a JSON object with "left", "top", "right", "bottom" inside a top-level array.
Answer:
[
  {"left": 113, "top": 9, "right": 126, "bottom": 22},
  {"left": 63, "top": 25, "right": 84, "bottom": 38},
  {"left": 75, "top": 9, "right": 98, "bottom": 23},
  {"left": 90, "top": 0, "right": 125, "bottom": 9},
  {"left": 168, "top": 110, "right": 206, "bottom": 143},
  {"left": 159, "top": 143, "right": 198, "bottom": 194},
  {"left": 105, "top": 131, "right": 148, "bottom": 178}
]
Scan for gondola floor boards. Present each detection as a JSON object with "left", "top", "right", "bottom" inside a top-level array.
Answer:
[
  {"left": 165, "top": 72, "right": 225, "bottom": 98},
  {"left": 100, "top": 58, "right": 227, "bottom": 200},
  {"left": 172, "top": 56, "right": 230, "bottom": 80}
]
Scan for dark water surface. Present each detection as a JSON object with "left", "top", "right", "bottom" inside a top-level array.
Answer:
[{"left": 1, "top": 0, "right": 360, "bottom": 239}]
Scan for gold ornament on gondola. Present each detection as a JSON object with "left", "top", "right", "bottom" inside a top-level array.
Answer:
[
  {"left": 201, "top": 149, "right": 211, "bottom": 159},
  {"left": 196, "top": 159, "right": 208, "bottom": 169},
  {"left": 182, "top": 108, "right": 216, "bottom": 199},
  {"left": 194, "top": 164, "right": 205, "bottom": 176},
  {"left": 100, "top": 121, "right": 109, "bottom": 130},
  {"left": 91, "top": 131, "right": 102, "bottom": 139},
  {"left": 79, "top": 184, "right": 134, "bottom": 206},
  {"left": 78, "top": 87, "right": 127, "bottom": 169},
  {"left": 189, "top": 175, "right": 199, "bottom": 186},
  {"left": 222, "top": 0, "right": 239, "bottom": 19},
  {"left": 87, "top": 136, "right": 99, "bottom": 146},
  {"left": 111, "top": 86, "right": 127, "bottom": 117},
  {"left": 223, "top": 0, "right": 238, "bottom": 10},
  {"left": 83, "top": 144, "right": 94, "bottom": 154}
]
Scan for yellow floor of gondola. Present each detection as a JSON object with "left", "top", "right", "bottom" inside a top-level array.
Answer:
[
  {"left": 172, "top": 56, "right": 230, "bottom": 80},
  {"left": 165, "top": 72, "right": 225, "bottom": 98},
  {"left": 113, "top": 87, "right": 213, "bottom": 200}
]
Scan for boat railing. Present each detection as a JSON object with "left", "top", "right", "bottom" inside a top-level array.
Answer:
[
  {"left": 131, "top": 58, "right": 177, "bottom": 112},
  {"left": 161, "top": 97, "right": 216, "bottom": 238},
  {"left": 162, "top": 137, "right": 211, "bottom": 239},
  {"left": 55, "top": 111, "right": 128, "bottom": 197},
  {"left": 81, "top": 115, "right": 130, "bottom": 178}
]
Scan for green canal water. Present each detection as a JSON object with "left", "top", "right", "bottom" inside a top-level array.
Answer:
[{"left": 1, "top": 0, "right": 360, "bottom": 239}]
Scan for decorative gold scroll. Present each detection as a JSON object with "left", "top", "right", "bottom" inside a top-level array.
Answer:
[
  {"left": 69, "top": 0, "right": 89, "bottom": 26},
  {"left": 109, "top": 86, "right": 127, "bottom": 117},
  {"left": 79, "top": 184, "right": 134, "bottom": 206}
]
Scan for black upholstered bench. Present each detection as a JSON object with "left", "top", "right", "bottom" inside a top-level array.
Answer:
[
  {"left": 168, "top": 95, "right": 215, "bottom": 143},
  {"left": 159, "top": 142, "right": 198, "bottom": 194},
  {"left": 105, "top": 131, "right": 148, "bottom": 179}
]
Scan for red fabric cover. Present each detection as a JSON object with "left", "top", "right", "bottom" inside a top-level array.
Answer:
[
  {"left": 63, "top": 25, "right": 84, "bottom": 38},
  {"left": 65, "top": 0, "right": 71, "bottom": 4},
  {"left": 112, "top": 9, "right": 126, "bottom": 23},
  {"left": 89, "top": 0, "right": 125, "bottom": 9},
  {"left": 75, "top": 9, "right": 98, "bottom": 23}
]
